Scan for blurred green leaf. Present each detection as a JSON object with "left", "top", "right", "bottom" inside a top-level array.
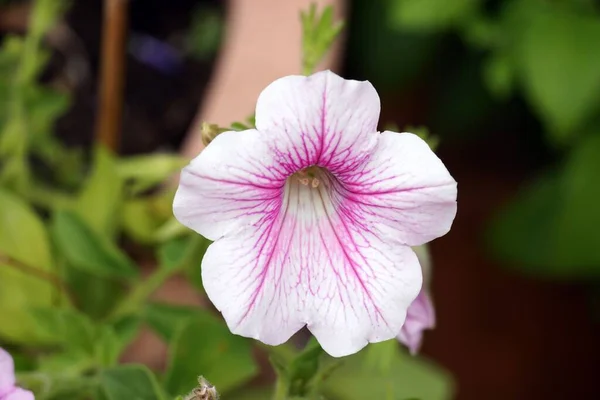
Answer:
[
  {"left": 121, "top": 190, "right": 176, "bottom": 244},
  {"left": 388, "top": 0, "right": 480, "bottom": 31},
  {"left": 153, "top": 217, "right": 189, "bottom": 243},
  {"left": 487, "top": 172, "right": 569, "bottom": 275},
  {"left": 25, "top": 85, "right": 70, "bottom": 143},
  {"left": 301, "top": 4, "right": 344, "bottom": 75},
  {"left": 0, "top": 189, "right": 56, "bottom": 343},
  {"left": 33, "top": 308, "right": 97, "bottom": 355},
  {"left": 144, "top": 302, "right": 198, "bottom": 342},
  {"left": 95, "top": 325, "right": 121, "bottom": 368},
  {"left": 31, "top": 308, "right": 126, "bottom": 368},
  {"left": 364, "top": 338, "right": 396, "bottom": 374},
  {"left": 0, "top": 188, "right": 53, "bottom": 270},
  {"left": 65, "top": 267, "right": 127, "bottom": 320},
  {"left": 322, "top": 341, "right": 453, "bottom": 400},
  {"left": 516, "top": 8, "right": 600, "bottom": 144},
  {"left": 116, "top": 154, "right": 188, "bottom": 196},
  {"left": 51, "top": 211, "right": 138, "bottom": 280},
  {"left": 284, "top": 338, "right": 325, "bottom": 397},
  {"left": 36, "top": 350, "right": 95, "bottom": 377},
  {"left": 122, "top": 199, "right": 161, "bottom": 244},
  {"left": 111, "top": 315, "right": 142, "bottom": 354},
  {"left": 488, "top": 132, "right": 600, "bottom": 277},
  {"left": 483, "top": 53, "right": 514, "bottom": 101},
  {"left": 226, "top": 387, "right": 274, "bottom": 400},
  {"left": 559, "top": 132, "right": 600, "bottom": 260},
  {"left": 185, "top": 5, "right": 223, "bottom": 61},
  {"left": 101, "top": 365, "right": 166, "bottom": 400},
  {"left": 347, "top": 0, "right": 437, "bottom": 90},
  {"left": 164, "top": 312, "right": 258, "bottom": 396},
  {"left": 180, "top": 236, "right": 210, "bottom": 292},
  {"left": 72, "top": 147, "right": 123, "bottom": 236}
]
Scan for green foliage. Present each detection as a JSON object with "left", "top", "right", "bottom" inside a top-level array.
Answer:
[
  {"left": 163, "top": 312, "right": 259, "bottom": 397},
  {"left": 388, "top": 0, "right": 480, "bottom": 31},
  {"left": 301, "top": 4, "right": 344, "bottom": 75},
  {"left": 71, "top": 147, "right": 123, "bottom": 237},
  {"left": 51, "top": 211, "right": 138, "bottom": 280},
  {"left": 116, "top": 154, "right": 188, "bottom": 196},
  {"left": 0, "top": 189, "right": 59, "bottom": 343},
  {"left": 184, "top": 4, "right": 224, "bottom": 61},
  {"left": 101, "top": 365, "right": 166, "bottom": 400},
  {"left": 489, "top": 132, "right": 600, "bottom": 278},
  {"left": 322, "top": 341, "right": 454, "bottom": 400},
  {"left": 511, "top": 3, "right": 600, "bottom": 144}
]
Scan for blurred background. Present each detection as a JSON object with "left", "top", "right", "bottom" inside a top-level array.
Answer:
[{"left": 1, "top": 0, "right": 600, "bottom": 399}]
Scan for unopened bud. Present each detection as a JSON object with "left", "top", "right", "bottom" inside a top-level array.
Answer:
[{"left": 201, "top": 122, "right": 228, "bottom": 147}]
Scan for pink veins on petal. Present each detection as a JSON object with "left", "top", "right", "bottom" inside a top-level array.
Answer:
[{"left": 173, "top": 70, "right": 457, "bottom": 357}]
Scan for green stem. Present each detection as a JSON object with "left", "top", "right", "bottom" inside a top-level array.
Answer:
[
  {"left": 272, "top": 376, "right": 289, "bottom": 400},
  {"left": 0, "top": 253, "right": 74, "bottom": 306},
  {"left": 108, "top": 235, "right": 207, "bottom": 320},
  {"left": 108, "top": 263, "right": 175, "bottom": 320}
]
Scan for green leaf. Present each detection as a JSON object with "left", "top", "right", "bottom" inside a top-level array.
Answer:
[
  {"left": 230, "top": 122, "right": 250, "bottom": 131},
  {"left": 116, "top": 154, "right": 188, "bottom": 196},
  {"left": 32, "top": 308, "right": 97, "bottom": 355},
  {"left": 65, "top": 267, "right": 128, "bottom": 319},
  {"left": 388, "top": 0, "right": 480, "bottom": 31},
  {"left": 111, "top": 315, "right": 142, "bottom": 354},
  {"left": 51, "top": 210, "right": 139, "bottom": 280},
  {"left": 488, "top": 132, "right": 600, "bottom": 277},
  {"left": 487, "top": 171, "right": 567, "bottom": 274},
  {"left": 122, "top": 199, "right": 161, "bottom": 244},
  {"left": 483, "top": 53, "right": 514, "bottom": 101},
  {"left": 180, "top": 235, "right": 211, "bottom": 291},
  {"left": 31, "top": 308, "right": 126, "bottom": 367},
  {"left": 121, "top": 189, "right": 178, "bottom": 244},
  {"left": 0, "top": 189, "right": 56, "bottom": 343},
  {"left": 285, "top": 338, "right": 325, "bottom": 397},
  {"left": 516, "top": 8, "right": 600, "bottom": 144},
  {"left": 225, "top": 387, "right": 274, "bottom": 400},
  {"left": 101, "top": 365, "right": 166, "bottom": 400},
  {"left": 322, "top": 342, "right": 453, "bottom": 400},
  {"left": 143, "top": 302, "right": 199, "bottom": 342},
  {"left": 25, "top": 85, "right": 70, "bottom": 142},
  {"left": 164, "top": 312, "right": 259, "bottom": 396},
  {"left": 184, "top": 5, "right": 224, "bottom": 61},
  {"left": 559, "top": 133, "right": 600, "bottom": 258},
  {"left": 95, "top": 325, "right": 121, "bottom": 368},
  {"left": 72, "top": 146, "right": 123, "bottom": 236},
  {"left": 0, "top": 188, "right": 53, "bottom": 269},
  {"left": 155, "top": 234, "right": 210, "bottom": 292}
]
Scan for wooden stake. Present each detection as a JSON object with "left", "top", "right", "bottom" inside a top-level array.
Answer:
[{"left": 95, "top": 0, "right": 128, "bottom": 151}]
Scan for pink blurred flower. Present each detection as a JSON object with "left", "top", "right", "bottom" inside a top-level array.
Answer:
[
  {"left": 398, "top": 245, "right": 436, "bottom": 354},
  {"left": 0, "top": 348, "right": 34, "bottom": 400},
  {"left": 174, "top": 70, "right": 457, "bottom": 357}
]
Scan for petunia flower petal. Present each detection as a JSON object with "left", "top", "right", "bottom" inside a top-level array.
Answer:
[
  {"left": 342, "top": 131, "right": 457, "bottom": 247},
  {"left": 3, "top": 388, "right": 35, "bottom": 400},
  {"left": 173, "top": 129, "right": 286, "bottom": 241},
  {"left": 0, "top": 348, "right": 15, "bottom": 397},
  {"left": 397, "top": 290, "right": 436, "bottom": 354},
  {"left": 255, "top": 70, "right": 381, "bottom": 173},
  {"left": 201, "top": 173, "right": 422, "bottom": 357}
]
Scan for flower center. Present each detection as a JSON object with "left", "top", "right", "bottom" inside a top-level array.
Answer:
[{"left": 293, "top": 165, "right": 323, "bottom": 188}]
